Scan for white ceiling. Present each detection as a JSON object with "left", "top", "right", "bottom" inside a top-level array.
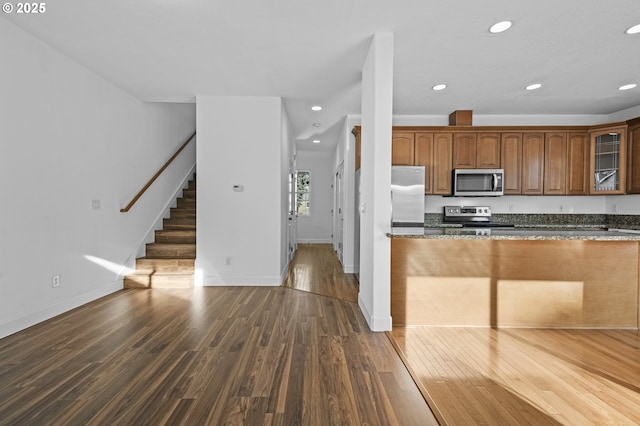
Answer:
[{"left": 4, "top": 0, "right": 640, "bottom": 153}]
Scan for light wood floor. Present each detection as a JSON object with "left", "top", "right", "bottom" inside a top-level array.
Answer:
[
  {"left": 391, "top": 327, "right": 640, "bottom": 425},
  {"left": 0, "top": 252, "right": 437, "bottom": 425}
]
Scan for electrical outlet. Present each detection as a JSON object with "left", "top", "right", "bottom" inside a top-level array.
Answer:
[
  {"left": 612, "top": 203, "right": 618, "bottom": 213},
  {"left": 92, "top": 199, "right": 101, "bottom": 210},
  {"left": 559, "top": 204, "right": 564, "bottom": 212},
  {"left": 225, "top": 257, "right": 231, "bottom": 266},
  {"left": 52, "top": 275, "right": 60, "bottom": 288}
]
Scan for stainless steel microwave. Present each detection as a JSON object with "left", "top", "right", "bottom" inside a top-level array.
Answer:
[{"left": 453, "top": 168, "right": 504, "bottom": 196}]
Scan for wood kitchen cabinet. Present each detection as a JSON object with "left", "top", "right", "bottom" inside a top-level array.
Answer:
[
  {"left": 477, "top": 133, "right": 501, "bottom": 168},
  {"left": 626, "top": 118, "right": 640, "bottom": 194},
  {"left": 453, "top": 133, "right": 476, "bottom": 168},
  {"left": 566, "top": 132, "right": 589, "bottom": 195},
  {"left": 392, "top": 132, "right": 415, "bottom": 165},
  {"left": 590, "top": 125, "right": 627, "bottom": 194},
  {"left": 544, "top": 132, "right": 567, "bottom": 194},
  {"left": 501, "top": 133, "right": 522, "bottom": 194},
  {"left": 522, "top": 133, "right": 545, "bottom": 194},
  {"left": 414, "top": 132, "right": 433, "bottom": 193},
  {"left": 453, "top": 133, "right": 500, "bottom": 169},
  {"left": 432, "top": 133, "right": 453, "bottom": 195}
]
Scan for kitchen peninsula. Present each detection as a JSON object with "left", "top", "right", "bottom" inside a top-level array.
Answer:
[{"left": 389, "top": 226, "right": 640, "bottom": 329}]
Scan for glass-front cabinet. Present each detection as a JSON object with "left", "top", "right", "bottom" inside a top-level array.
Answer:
[{"left": 590, "top": 126, "right": 627, "bottom": 194}]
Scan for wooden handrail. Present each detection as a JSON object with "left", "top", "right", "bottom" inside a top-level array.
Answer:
[{"left": 120, "top": 131, "right": 196, "bottom": 212}]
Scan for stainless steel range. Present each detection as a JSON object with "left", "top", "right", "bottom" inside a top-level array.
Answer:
[{"left": 443, "top": 205, "right": 514, "bottom": 227}]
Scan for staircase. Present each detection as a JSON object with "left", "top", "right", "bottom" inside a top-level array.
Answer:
[{"left": 124, "top": 178, "right": 196, "bottom": 288}]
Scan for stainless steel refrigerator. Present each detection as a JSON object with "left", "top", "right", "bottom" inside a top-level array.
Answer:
[{"left": 391, "top": 166, "right": 425, "bottom": 225}]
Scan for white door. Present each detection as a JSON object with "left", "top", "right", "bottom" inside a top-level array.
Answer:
[
  {"left": 287, "top": 171, "right": 297, "bottom": 261},
  {"left": 333, "top": 162, "right": 344, "bottom": 264}
]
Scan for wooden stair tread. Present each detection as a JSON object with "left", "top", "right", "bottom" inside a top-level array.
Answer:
[{"left": 125, "top": 176, "right": 197, "bottom": 288}]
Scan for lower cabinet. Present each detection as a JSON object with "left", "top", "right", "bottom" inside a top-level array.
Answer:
[{"left": 391, "top": 238, "right": 639, "bottom": 328}]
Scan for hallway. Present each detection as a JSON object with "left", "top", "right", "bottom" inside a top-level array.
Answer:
[{"left": 282, "top": 244, "right": 358, "bottom": 303}]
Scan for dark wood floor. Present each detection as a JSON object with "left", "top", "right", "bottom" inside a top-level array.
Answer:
[
  {"left": 0, "top": 246, "right": 437, "bottom": 425},
  {"left": 283, "top": 243, "right": 358, "bottom": 303}
]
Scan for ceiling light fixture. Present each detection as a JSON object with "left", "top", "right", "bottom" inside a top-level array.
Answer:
[
  {"left": 489, "top": 21, "right": 512, "bottom": 34},
  {"left": 311, "top": 105, "right": 322, "bottom": 111},
  {"left": 312, "top": 122, "right": 321, "bottom": 127},
  {"left": 313, "top": 139, "right": 320, "bottom": 144},
  {"left": 525, "top": 83, "right": 542, "bottom": 91},
  {"left": 432, "top": 84, "right": 447, "bottom": 91},
  {"left": 618, "top": 83, "right": 637, "bottom": 91},
  {"left": 625, "top": 24, "right": 640, "bottom": 34}
]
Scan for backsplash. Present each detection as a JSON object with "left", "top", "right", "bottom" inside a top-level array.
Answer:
[{"left": 425, "top": 213, "right": 640, "bottom": 229}]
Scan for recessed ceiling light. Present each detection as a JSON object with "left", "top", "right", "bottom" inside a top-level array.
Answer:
[
  {"left": 311, "top": 105, "right": 322, "bottom": 111},
  {"left": 619, "top": 83, "right": 637, "bottom": 91},
  {"left": 312, "top": 140, "right": 320, "bottom": 144},
  {"left": 489, "top": 21, "right": 512, "bottom": 34},
  {"left": 432, "top": 84, "right": 447, "bottom": 91},
  {"left": 625, "top": 24, "right": 640, "bottom": 34},
  {"left": 525, "top": 83, "right": 542, "bottom": 91},
  {"left": 312, "top": 122, "right": 321, "bottom": 127}
]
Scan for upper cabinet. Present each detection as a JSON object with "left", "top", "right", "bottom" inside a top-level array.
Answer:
[
  {"left": 544, "top": 132, "right": 567, "bottom": 194},
  {"left": 392, "top": 132, "right": 415, "bottom": 165},
  {"left": 432, "top": 133, "right": 454, "bottom": 195},
  {"left": 501, "top": 133, "right": 522, "bottom": 194},
  {"left": 353, "top": 117, "right": 640, "bottom": 197},
  {"left": 522, "top": 133, "right": 545, "bottom": 195},
  {"left": 626, "top": 119, "right": 640, "bottom": 194},
  {"left": 590, "top": 125, "right": 627, "bottom": 194},
  {"left": 566, "top": 132, "right": 590, "bottom": 195},
  {"left": 453, "top": 133, "right": 500, "bottom": 169}
]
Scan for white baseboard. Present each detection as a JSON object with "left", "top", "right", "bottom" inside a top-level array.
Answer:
[
  {"left": 200, "top": 275, "right": 284, "bottom": 286},
  {"left": 0, "top": 280, "right": 122, "bottom": 339},
  {"left": 358, "top": 293, "right": 392, "bottom": 332},
  {"left": 297, "top": 239, "right": 333, "bottom": 244}
]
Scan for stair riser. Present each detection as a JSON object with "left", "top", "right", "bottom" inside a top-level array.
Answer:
[
  {"left": 146, "top": 244, "right": 196, "bottom": 258},
  {"left": 124, "top": 274, "right": 194, "bottom": 289},
  {"left": 155, "top": 234, "right": 196, "bottom": 244},
  {"left": 135, "top": 258, "right": 194, "bottom": 274},
  {"left": 176, "top": 199, "right": 196, "bottom": 208},
  {"left": 163, "top": 224, "right": 196, "bottom": 230},
  {"left": 163, "top": 218, "right": 195, "bottom": 229},
  {"left": 170, "top": 209, "right": 196, "bottom": 218},
  {"left": 182, "top": 189, "right": 196, "bottom": 199}
]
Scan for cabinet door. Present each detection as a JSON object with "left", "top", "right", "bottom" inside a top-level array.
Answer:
[
  {"left": 522, "top": 133, "right": 545, "bottom": 194},
  {"left": 544, "top": 132, "right": 567, "bottom": 194},
  {"left": 590, "top": 126, "right": 627, "bottom": 194},
  {"left": 566, "top": 132, "right": 589, "bottom": 195},
  {"left": 392, "top": 132, "right": 415, "bottom": 165},
  {"left": 414, "top": 132, "right": 434, "bottom": 194},
  {"left": 433, "top": 133, "right": 453, "bottom": 195},
  {"left": 477, "top": 133, "right": 501, "bottom": 168},
  {"left": 453, "top": 133, "right": 476, "bottom": 168},
  {"left": 501, "top": 133, "right": 522, "bottom": 194},
  {"left": 626, "top": 124, "right": 640, "bottom": 194}
]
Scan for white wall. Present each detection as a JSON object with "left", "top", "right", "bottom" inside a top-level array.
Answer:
[
  {"left": 0, "top": 19, "right": 196, "bottom": 338},
  {"left": 296, "top": 151, "right": 334, "bottom": 243},
  {"left": 195, "top": 96, "right": 289, "bottom": 286},
  {"left": 359, "top": 33, "right": 394, "bottom": 332}
]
